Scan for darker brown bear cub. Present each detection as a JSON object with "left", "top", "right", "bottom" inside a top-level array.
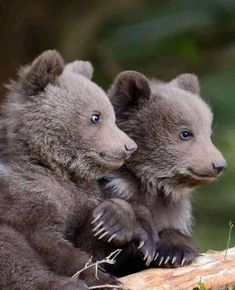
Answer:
[
  {"left": 0, "top": 51, "right": 137, "bottom": 290},
  {"left": 91, "top": 71, "right": 226, "bottom": 276}
]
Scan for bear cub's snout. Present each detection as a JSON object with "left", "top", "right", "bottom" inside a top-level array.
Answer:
[
  {"left": 98, "top": 141, "right": 137, "bottom": 163},
  {"left": 125, "top": 142, "right": 137, "bottom": 153},
  {"left": 212, "top": 160, "right": 227, "bottom": 175}
]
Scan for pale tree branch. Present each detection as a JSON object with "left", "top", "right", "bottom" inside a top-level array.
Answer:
[{"left": 120, "top": 247, "right": 235, "bottom": 290}]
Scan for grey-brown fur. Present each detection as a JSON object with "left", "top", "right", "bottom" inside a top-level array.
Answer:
[
  {"left": 91, "top": 71, "right": 226, "bottom": 276},
  {"left": 0, "top": 51, "right": 137, "bottom": 290}
]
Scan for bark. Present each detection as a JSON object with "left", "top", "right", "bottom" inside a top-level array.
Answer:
[{"left": 120, "top": 247, "right": 235, "bottom": 290}]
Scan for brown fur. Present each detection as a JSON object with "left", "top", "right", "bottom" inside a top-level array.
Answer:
[
  {"left": 0, "top": 51, "right": 137, "bottom": 289},
  {"left": 90, "top": 71, "right": 226, "bottom": 276}
]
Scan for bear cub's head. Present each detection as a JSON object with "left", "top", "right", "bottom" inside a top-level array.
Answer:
[
  {"left": 4, "top": 50, "right": 136, "bottom": 179},
  {"left": 109, "top": 71, "right": 226, "bottom": 196}
]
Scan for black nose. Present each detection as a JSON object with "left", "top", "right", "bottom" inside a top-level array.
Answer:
[
  {"left": 125, "top": 143, "right": 137, "bottom": 155},
  {"left": 212, "top": 160, "right": 227, "bottom": 174}
]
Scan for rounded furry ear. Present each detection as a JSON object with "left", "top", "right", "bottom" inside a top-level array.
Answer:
[
  {"left": 171, "top": 73, "right": 200, "bottom": 95},
  {"left": 20, "top": 50, "right": 64, "bottom": 96},
  {"left": 109, "top": 71, "right": 151, "bottom": 118},
  {"left": 64, "top": 60, "right": 93, "bottom": 79}
]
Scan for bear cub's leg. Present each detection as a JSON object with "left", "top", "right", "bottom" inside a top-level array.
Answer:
[
  {"left": 0, "top": 224, "right": 88, "bottom": 290},
  {"left": 92, "top": 198, "right": 158, "bottom": 265},
  {"left": 153, "top": 229, "right": 198, "bottom": 268}
]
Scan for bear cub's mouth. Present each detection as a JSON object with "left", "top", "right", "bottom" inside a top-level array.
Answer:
[
  {"left": 98, "top": 151, "right": 128, "bottom": 163},
  {"left": 187, "top": 168, "right": 218, "bottom": 180}
]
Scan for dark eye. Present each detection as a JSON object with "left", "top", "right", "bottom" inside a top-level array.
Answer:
[
  {"left": 90, "top": 112, "right": 101, "bottom": 124},
  {"left": 180, "top": 129, "right": 192, "bottom": 140}
]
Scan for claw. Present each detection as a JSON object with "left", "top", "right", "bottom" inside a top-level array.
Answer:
[
  {"left": 172, "top": 256, "right": 176, "bottom": 264},
  {"left": 145, "top": 255, "right": 152, "bottom": 266},
  {"left": 144, "top": 250, "right": 149, "bottom": 261},
  {"left": 98, "top": 231, "right": 109, "bottom": 240},
  {"left": 159, "top": 256, "right": 164, "bottom": 266},
  {"left": 137, "top": 241, "right": 145, "bottom": 250},
  {"left": 181, "top": 257, "right": 186, "bottom": 267},
  {"left": 91, "top": 213, "right": 102, "bottom": 224},
  {"left": 164, "top": 256, "right": 170, "bottom": 264},
  {"left": 154, "top": 252, "right": 159, "bottom": 261},
  {"left": 94, "top": 227, "right": 105, "bottom": 237},
  {"left": 108, "top": 233, "right": 117, "bottom": 242},
  {"left": 92, "top": 221, "right": 103, "bottom": 232}
]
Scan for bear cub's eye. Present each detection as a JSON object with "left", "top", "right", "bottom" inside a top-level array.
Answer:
[
  {"left": 90, "top": 112, "right": 101, "bottom": 124},
  {"left": 180, "top": 129, "right": 192, "bottom": 140}
]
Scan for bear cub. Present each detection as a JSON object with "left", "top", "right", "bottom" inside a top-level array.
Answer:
[
  {"left": 91, "top": 71, "right": 227, "bottom": 276},
  {"left": 0, "top": 51, "right": 137, "bottom": 290}
]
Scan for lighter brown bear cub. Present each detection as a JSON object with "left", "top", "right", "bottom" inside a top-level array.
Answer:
[
  {"left": 0, "top": 51, "right": 137, "bottom": 290},
  {"left": 92, "top": 71, "right": 226, "bottom": 276}
]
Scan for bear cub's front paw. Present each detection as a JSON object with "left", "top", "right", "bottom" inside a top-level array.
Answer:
[
  {"left": 91, "top": 198, "right": 136, "bottom": 245},
  {"left": 92, "top": 198, "right": 158, "bottom": 266},
  {"left": 153, "top": 229, "right": 198, "bottom": 268}
]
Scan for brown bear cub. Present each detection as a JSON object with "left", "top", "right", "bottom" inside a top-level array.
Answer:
[
  {"left": 91, "top": 71, "right": 227, "bottom": 276},
  {"left": 0, "top": 50, "right": 137, "bottom": 290}
]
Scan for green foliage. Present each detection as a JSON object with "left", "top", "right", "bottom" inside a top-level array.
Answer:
[
  {"left": 198, "top": 280, "right": 206, "bottom": 290},
  {"left": 225, "top": 221, "right": 235, "bottom": 259}
]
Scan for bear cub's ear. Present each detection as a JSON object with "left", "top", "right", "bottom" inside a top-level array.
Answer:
[
  {"left": 109, "top": 71, "right": 151, "bottom": 118},
  {"left": 171, "top": 73, "right": 200, "bottom": 95},
  {"left": 21, "top": 50, "right": 64, "bottom": 96},
  {"left": 64, "top": 60, "right": 94, "bottom": 79}
]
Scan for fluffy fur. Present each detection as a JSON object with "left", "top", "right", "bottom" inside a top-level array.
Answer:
[
  {"left": 0, "top": 51, "right": 137, "bottom": 290},
  {"left": 91, "top": 71, "right": 227, "bottom": 276}
]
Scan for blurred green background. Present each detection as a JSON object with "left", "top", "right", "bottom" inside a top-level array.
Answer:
[{"left": 0, "top": 0, "right": 234, "bottom": 252}]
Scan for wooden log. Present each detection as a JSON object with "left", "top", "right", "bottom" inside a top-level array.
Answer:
[{"left": 120, "top": 247, "right": 235, "bottom": 290}]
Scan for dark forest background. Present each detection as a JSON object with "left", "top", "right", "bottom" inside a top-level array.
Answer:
[{"left": 0, "top": 0, "right": 234, "bottom": 251}]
